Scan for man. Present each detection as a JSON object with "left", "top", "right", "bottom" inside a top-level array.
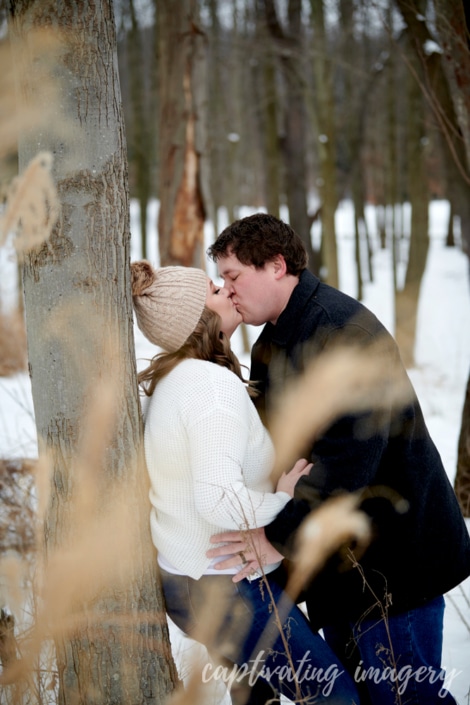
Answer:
[{"left": 206, "top": 213, "right": 470, "bottom": 704}]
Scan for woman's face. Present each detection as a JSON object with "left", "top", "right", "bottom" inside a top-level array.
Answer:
[{"left": 205, "top": 278, "right": 243, "bottom": 338}]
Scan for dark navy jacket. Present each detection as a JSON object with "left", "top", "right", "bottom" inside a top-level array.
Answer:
[{"left": 253, "top": 269, "right": 470, "bottom": 626}]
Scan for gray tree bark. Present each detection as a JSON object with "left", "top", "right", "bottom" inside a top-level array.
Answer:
[
  {"left": 256, "top": 0, "right": 281, "bottom": 219},
  {"left": 127, "top": 0, "right": 153, "bottom": 260},
  {"left": 309, "top": 0, "right": 339, "bottom": 287},
  {"left": 7, "top": 0, "right": 178, "bottom": 702},
  {"left": 395, "top": 24, "right": 430, "bottom": 368},
  {"left": 396, "top": 0, "right": 470, "bottom": 257},
  {"left": 261, "top": 0, "right": 314, "bottom": 264}
]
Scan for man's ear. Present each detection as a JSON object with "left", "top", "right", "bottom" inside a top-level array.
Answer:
[{"left": 272, "top": 255, "right": 287, "bottom": 279}]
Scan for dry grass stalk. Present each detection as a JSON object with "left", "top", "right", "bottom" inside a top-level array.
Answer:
[
  {"left": 286, "top": 493, "right": 372, "bottom": 599},
  {"left": 0, "top": 151, "right": 59, "bottom": 256},
  {"left": 0, "top": 328, "right": 151, "bottom": 689},
  {"left": 0, "top": 437, "right": 142, "bottom": 688},
  {"left": 166, "top": 582, "right": 234, "bottom": 705},
  {"left": 269, "top": 340, "right": 413, "bottom": 481}
]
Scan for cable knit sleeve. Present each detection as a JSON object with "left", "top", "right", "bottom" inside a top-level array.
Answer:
[{"left": 183, "top": 366, "right": 290, "bottom": 530}]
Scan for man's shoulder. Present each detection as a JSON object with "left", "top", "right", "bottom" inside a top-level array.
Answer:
[
  {"left": 299, "top": 270, "right": 361, "bottom": 309},
  {"left": 279, "top": 270, "right": 390, "bottom": 352},
  {"left": 293, "top": 271, "right": 375, "bottom": 327}
]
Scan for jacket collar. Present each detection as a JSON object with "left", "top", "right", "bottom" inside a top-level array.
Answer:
[{"left": 269, "top": 269, "right": 320, "bottom": 346}]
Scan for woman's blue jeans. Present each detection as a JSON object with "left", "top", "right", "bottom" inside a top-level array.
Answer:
[
  {"left": 160, "top": 566, "right": 359, "bottom": 704},
  {"left": 323, "top": 595, "right": 457, "bottom": 705}
]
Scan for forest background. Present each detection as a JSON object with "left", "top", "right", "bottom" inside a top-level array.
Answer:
[{"left": 0, "top": 1, "right": 469, "bottom": 704}]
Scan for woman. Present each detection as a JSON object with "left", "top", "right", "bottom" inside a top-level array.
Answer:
[{"left": 131, "top": 260, "right": 359, "bottom": 705}]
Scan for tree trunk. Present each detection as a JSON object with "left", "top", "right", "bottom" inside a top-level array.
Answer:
[
  {"left": 432, "top": 0, "right": 470, "bottom": 512},
  {"left": 7, "top": 1, "right": 178, "bottom": 702},
  {"left": 396, "top": 0, "right": 470, "bottom": 259},
  {"left": 433, "top": 0, "right": 470, "bottom": 180},
  {"left": 127, "top": 0, "right": 152, "bottom": 261},
  {"left": 385, "top": 4, "right": 399, "bottom": 293},
  {"left": 263, "top": 0, "right": 314, "bottom": 262},
  {"left": 395, "top": 30, "right": 429, "bottom": 368},
  {"left": 339, "top": 0, "right": 364, "bottom": 300},
  {"left": 257, "top": 1, "right": 281, "bottom": 218},
  {"left": 207, "top": 0, "right": 224, "bottom": 233},
  {"left": 226, "top": 2, "right": 244, "bottom": 223},
  {"left": 156, "top": 0, "right": 210, "bottom": 268},
  {"left": 309, "top": 0, "right": 339, "bottom": 287},
  {"left": 456, "top": 370, "right": 470, "bottom": 516}
]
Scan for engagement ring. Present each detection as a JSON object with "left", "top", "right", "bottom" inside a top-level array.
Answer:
[{"left": 238, "top": 551, "right": 248, "bottom": 565}]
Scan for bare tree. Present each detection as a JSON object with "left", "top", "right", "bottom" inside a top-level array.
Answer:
[
  {"left": 255, "top": 0, "right": 282, "bottom": 219},
  {"left": 156, "top": 0, "right": 210, "bottom": 268},
  {"left": 309, "top": 0, "right": 339, "bottom": 287},
  {"left": 395, "top": 5, "right": 430, "bottom": 367},
  {"left": 433, "top": 0, "right": 470, "bottom": 515},
  {"left": 127, "top": 0, "right": 154, "bottom": 260},
  {"left": 396, "top": 0, "right": 470, "bottom": 255},
  {"left": 7, "top": 0, "right": 178, "bottom": 701}
]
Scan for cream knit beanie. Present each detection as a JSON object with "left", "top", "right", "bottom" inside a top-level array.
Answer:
[{"left": 131, "top": 261, "right": 207, "bottom": 352}]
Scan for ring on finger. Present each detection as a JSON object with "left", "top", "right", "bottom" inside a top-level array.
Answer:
[{"left": 238, "top": 551, "right": 248, "bottom": 565}]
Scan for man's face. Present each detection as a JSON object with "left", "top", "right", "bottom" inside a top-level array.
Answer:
[{"left": 216, "top": 251, "right": 282, "bottom": 326}]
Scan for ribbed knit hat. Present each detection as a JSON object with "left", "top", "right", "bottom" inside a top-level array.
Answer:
[{"left": 131, "top": 261, "right": 207, "bottom": 352}]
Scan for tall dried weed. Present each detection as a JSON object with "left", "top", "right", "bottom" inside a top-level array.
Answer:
[
  {"left": 269, "top": 339, "right": 413, "bottom": 481},
  {"left": 0, "top": 374, "right": 151, "bottom": 692},
  {"left": 0, "top": 152, "right": 59, "bottom": 257}
]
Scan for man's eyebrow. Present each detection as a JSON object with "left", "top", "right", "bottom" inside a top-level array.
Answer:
[{"left": 220, "top": 268, "right": 238, "bottom": 276}]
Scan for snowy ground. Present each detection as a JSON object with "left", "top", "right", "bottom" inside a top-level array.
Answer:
[{"left": 0, "top": 199, "right": 469, "bottom": 703}]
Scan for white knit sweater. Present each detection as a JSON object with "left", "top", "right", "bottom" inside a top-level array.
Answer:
[{"left": 143, "top": 358, "right": 290, "bottom": 580}]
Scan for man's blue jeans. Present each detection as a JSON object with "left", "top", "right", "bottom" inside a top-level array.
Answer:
[
  {"left": 160, "top": 566, "right": 359, "bottom": 704},
  {"left": 323, "top": 595, "right": 457, "bottom": 704}
]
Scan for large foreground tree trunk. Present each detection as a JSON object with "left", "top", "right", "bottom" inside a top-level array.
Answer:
[{"left": 8, "top": 1, "right": 178, "bottom": 702}]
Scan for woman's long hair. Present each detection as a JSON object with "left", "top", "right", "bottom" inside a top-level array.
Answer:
[{"left": 138, "top": 306, "right": 254, "bottom": 397}]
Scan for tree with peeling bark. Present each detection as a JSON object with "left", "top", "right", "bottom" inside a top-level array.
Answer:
[
  {"left": 7, "top": 0, "right": 178, "bottom": 702},
  {"left": 156, "top": 0, "right": 210, "bottom": 268}
]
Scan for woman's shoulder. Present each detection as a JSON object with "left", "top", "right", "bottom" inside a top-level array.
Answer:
[
  {"left": 149, "top": 359, "right": 247, "bottom": 424},
  {"left": 175, "top": 358, "right": 242, "bottom": 387}
]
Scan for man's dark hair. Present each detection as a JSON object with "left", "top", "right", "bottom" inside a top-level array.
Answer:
[{"left": 207, "top": 213, "right": 308, "bottom": 276}]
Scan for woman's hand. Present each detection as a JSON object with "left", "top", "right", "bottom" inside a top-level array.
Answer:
[{"left": 276, "top": 458, "right": 313, "bottom": 497}]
